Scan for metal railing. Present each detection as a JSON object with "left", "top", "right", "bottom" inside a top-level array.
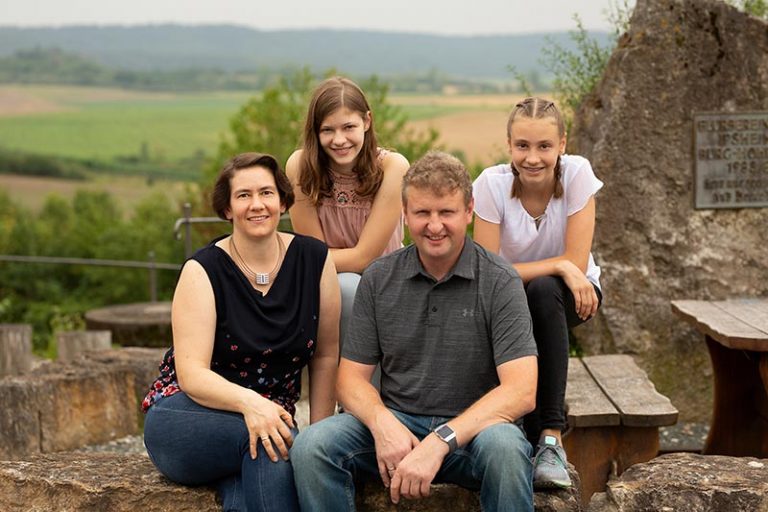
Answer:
[
  {"left": 0, "top": 252, "right": 180, "bottom": 302},
  {"left": 0, "top": 203, "right": 293, "bottom": 301},
  {"left": 173, "top": 203, "right": 228, "bottom": 258}
]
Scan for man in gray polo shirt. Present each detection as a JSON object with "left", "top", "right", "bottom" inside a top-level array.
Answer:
[{"left": 292, "top": 151, "right": 538, "bottom": 512}]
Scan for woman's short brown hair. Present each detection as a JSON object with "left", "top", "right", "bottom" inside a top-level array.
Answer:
[{"left": 212, "top": 152, "right": 295, "bottom": 221}]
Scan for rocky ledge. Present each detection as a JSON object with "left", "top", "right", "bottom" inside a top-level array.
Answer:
[
  {"left": 0, "top": 452, "right": 581, "bottom": 512},
  {"left": 589, "top": 452, "right": 768, "bottom": 511}
]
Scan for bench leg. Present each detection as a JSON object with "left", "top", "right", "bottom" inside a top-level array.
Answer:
[
  {"left": 615, "top": 427, "right": 659, "bottom": 473},
  {"left": 704, "top": 336, "right": 768, "bottom": 457},
  {"left": 564, "top": 426, "right": 660, "bottom": 506},
  {"left": 563, "top": 427, "right": 617, "bottom": 506}
]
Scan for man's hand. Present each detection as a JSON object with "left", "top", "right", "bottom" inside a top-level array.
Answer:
[
  {"left": 371, "top": 409, "right": 420, "bottom": 487},
  {"left": 389, "top": 434, "right": 450, "bottom": 504}
]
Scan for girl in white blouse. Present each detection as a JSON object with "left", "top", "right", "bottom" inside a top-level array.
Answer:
[{"left": 473, "top": 97, "right": 603, "bottom": 490}]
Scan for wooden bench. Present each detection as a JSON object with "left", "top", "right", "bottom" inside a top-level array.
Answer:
[
  {"left": 671, "top": 299, "right": 768, "bottom": 458},
  {"left": 562, "top": 354, "right": 678, "bottom": 505}
]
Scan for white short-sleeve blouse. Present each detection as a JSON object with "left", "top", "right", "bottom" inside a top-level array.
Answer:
[{"left": 472, "top": 154, "right": 603, "bottom": 289}]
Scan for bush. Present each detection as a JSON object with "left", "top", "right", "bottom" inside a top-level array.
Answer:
[{"left": 0, "top": 189, "right": 183, "bottom": 352}]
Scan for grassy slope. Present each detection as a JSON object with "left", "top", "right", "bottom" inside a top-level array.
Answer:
[
  {"left": 0, "top": 85, "right": 520, "bottom": 212},
  {"left": 0, "top": 86, "right": 252, "bottom": 160}
]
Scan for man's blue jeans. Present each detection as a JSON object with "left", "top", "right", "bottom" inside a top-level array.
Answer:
[
  {"left": 144, "top": 392, "right": 300, "bottom": 512},
  {"left": 291, "top": 409, "right": 533, "bottom": 512}
]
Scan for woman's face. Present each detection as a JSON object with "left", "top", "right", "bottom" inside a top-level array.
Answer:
[
  {"left": 225, "top": 166, "right": 284, "bottom": 239},
  {"left": 507, "top": 117, "right": 566, "bottom": 188},
  {"left": 317, "top": 107, "right": 371, "bottom": 174}
]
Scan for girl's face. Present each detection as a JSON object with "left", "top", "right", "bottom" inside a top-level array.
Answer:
[
  {"left": 507, "top": 117, "right": 566, "bottom": 189},
  {"left": 225, "top": 166, "right": 284, "bottom": 239},
  {"left": 318, "top": 107, "right": 371, "bottom": 173}
]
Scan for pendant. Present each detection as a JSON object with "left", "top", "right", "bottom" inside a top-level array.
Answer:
[{"left": 255, "top": 273, "right": 269, "bottom": 285}]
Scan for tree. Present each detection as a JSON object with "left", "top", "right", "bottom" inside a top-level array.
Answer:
[
  {"left": 727, "top": 0, "right": 768, "bottom": 18},
  {"left": 512, "top": 0, "right": 633, "bottom": 131}
]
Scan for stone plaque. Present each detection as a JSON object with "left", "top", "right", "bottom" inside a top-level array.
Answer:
[{"left": 694, "top": 111, "right": 768, "bottom": 209}]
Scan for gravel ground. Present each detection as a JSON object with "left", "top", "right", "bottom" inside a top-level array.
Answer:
[
  {"left": 76, "top": 435, "right": 147, "bottom": 455},
  {"left": 659, "top": 422, "right": 709, "bottom": 453}
]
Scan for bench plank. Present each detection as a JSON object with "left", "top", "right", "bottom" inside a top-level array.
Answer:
[
  {"left": 713, "top": 300, "right": 768, "bottom": 338},
  {"left": 671, "top": 300, "right": 768, "bottom": 350},
  {"left": 565, "top": 358, "right": 620, "bottom": 428},
  {"left": 582, "top": 355, "right": 678, "bottom": 428}
]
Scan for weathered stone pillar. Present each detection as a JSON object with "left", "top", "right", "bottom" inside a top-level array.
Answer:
[
  {"left": 569, "top": 0, "right": 768, "bottom": 423},
  {"left": 57, "top": 330, "right": 112, "bottom": 363},
  {"left": 0, "top": 324, "right": 33, "bottom": 378}
]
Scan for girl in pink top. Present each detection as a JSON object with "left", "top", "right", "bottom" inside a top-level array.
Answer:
[{"left": 287, "top": 77, "right": 409, "bottom": 346}]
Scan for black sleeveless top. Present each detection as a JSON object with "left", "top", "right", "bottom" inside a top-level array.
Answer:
[{"left": 142, "top": 233, "right": 328, "bottom": 417}]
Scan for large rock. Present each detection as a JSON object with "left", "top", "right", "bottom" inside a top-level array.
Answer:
[
  {"left": 80, "top": 347, "right": 166, "bottom": 406},
  {"left": 588, "top": 453, "right": 768, "bottom": 511},
  {"left": 569, "top": 0, "right": 768, "bottom": 422},
  {"left": 357, "top": 465, "right": 582, "bottom": 511},
  {"left": 0, "top": 452, "right": 580, "bottom": 512},
  {"left": 0, "top": 453, "right": 219, "bottom": 512},
  {"left": 0, "top": 363, "right": 138, "bottom": 460}
]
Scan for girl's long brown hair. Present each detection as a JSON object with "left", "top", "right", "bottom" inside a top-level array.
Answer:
[{"left": 299, "top": 77, "right": 382, "bottom": 205}]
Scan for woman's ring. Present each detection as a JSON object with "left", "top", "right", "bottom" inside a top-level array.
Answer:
[{"left": 261, "top": 436, "right": 270, "bottom": 442}]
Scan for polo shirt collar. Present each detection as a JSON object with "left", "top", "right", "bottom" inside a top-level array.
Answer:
[{"left": 404, "top": 236, "right": 476, "bottom": 282}]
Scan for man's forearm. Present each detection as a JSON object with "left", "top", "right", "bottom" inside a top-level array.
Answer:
[
  {"left": 446, "top": 356, "right": 537, "bottom": 448},
  {"left": 337, "top": 365, "right": 393, "bottom": 431}
]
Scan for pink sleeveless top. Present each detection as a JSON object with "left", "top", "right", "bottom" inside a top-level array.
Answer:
[{"left": 316, "top": 148, "right": 404, "bottom": 255}]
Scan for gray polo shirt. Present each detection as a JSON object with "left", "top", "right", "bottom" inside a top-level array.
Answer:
[{"left": 343, "top": 236, "right": 536, "bottom": 417}]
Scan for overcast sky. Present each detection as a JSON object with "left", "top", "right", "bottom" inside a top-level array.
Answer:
[{"left": 1, "top": 0, "right": 633, "bottom": 35}]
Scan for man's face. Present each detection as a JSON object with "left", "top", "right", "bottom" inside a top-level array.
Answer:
[{"left": 404, "top": 186, "right": 473, "bottom": 275}]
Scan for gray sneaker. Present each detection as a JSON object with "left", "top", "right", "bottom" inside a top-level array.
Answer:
[{"left": 532, "top": 436, "right": 572, "bottom": 489}]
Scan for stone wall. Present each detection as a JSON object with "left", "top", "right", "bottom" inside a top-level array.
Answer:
[
  {"left": 570, "top": 0, "right": 768, "bottom": 421},
  {"left": 0, "top": 363, "right": 138, "bottom": 460}
]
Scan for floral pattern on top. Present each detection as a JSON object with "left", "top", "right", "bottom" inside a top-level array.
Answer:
[
  {"left": 141, "top": 234, "right": 327, "bottom": 419},
  {"left": 320, "top": 148, "right": 391, "bottom": 210}
]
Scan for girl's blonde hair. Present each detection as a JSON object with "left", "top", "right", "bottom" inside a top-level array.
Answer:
[
  {"left": 507, "top": 97, "right": 565, "bottom": 199},
  {"left": 299, "top": 76, "right": 381, "bottom": 205}
]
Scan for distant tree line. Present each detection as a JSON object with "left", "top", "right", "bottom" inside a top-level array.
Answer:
[{"left": 0, "top": 47, "right": 537, "bottom": 94}]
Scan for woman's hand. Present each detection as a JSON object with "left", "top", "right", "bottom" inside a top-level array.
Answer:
[
  {"left": 556, "top": 260, "right": 598, "bottom": 321},
  {"left": 240, "top": 392, "right": 295, "bottom": 462}
]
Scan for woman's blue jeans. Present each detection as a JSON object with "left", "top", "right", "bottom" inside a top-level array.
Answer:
[
  {"left": 291, "top": 410, "right": 533, "bottom": 512},
  {"left": 144, "top": 392, "right": 299, "bottom": 512}
]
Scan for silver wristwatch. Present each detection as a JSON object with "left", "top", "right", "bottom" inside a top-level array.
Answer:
[{"left": 433, "top": 423, "right": 458, "bottom": 453}]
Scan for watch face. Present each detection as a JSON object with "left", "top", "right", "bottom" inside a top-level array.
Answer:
[{"left": 436, "top": 425, "right": 453, "bottom": 439}]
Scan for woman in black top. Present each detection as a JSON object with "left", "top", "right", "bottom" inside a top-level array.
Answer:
[{"left": 143, "top": 152, "right": 340, "bottom": 512}]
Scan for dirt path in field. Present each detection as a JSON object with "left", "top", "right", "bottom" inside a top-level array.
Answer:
[
  {"left": 0, "top": 85, "right": 180, "bottom": 117},
  {"left": 0, "top": 88, "right": 70, "bottom": 117},
  {"left": 408, "top": 109, "right": 511, "bottom": 165},
  {"left": 0, "top": 174, "right": 187, "bottom": 214}
]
